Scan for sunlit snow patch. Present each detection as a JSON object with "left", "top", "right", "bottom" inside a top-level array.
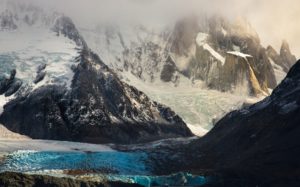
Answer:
[
  {"left": 227, "top": 51, "right": 252, "bottom": 59},
  {"left": 120, "top": 71, "right": 247, "bottom": 135},
  {"left": 196, "top": 32, "right": 225, "bottom": 65}
]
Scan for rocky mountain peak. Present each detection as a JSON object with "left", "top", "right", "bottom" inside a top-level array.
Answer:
[
  {"left": 267, "top": 40, "right": 296, "bottom": 73},
  {"left": 0, "top": 14, "right": 193, "bottom": 144},
  {"left": 280, "top": 39, "right": 297, "bottom": 67},
  {"left": 281, "top": 39, "right": 292, "bottom": 53}
]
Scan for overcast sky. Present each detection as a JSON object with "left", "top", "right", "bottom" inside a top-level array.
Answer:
[{"left": 5, "top": 0, "right": 300, "bottom": 56}]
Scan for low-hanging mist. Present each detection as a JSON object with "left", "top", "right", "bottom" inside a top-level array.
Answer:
[{"left": 2, "top": 0, "right": 299, "bottom": 56}]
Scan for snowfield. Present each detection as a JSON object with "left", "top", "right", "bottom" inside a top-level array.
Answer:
[
  {"left": 121, "top": 71, "right": 253, "bottom": 136},
  {"left": 0, "top": 125, "right": 114, "bottom": 153}
]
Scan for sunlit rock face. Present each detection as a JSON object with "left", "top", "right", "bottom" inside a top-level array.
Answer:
[
  {"left": 173, "top": 16, "right": 278, "bottom": 95},
  {"left": 217, "top": 52, "right": 266, "bottom": 96}
]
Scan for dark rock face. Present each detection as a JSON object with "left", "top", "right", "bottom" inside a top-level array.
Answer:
[
  {"left": 33, "top": 64, "right": 47, "bottom": 84},
  {"left": 0, "top": 17, "right": 193, "bottom": 144},
  {"left": 160, "top": 56, "right": 179, "bottom": 84},
  {"left": 0, "top": 69, "right": 22, "bottom": 96},
  {"left": 0, "top": 172, "right": 142, "bottom": 187},
  {"left": 147, "top": 60, "right": 300, "bottom": 185}
]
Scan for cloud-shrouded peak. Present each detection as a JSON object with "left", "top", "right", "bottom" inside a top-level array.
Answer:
[{"left": 1, "top": 0, "right": 299, "bottom": 56}]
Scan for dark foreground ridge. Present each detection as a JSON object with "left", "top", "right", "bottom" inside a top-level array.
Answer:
[
  {"left": 147, "top": 60, "right": 300, "bottom": 186},
  {"left": 0, "top": 172, "right": 142, "bottom": 187}
]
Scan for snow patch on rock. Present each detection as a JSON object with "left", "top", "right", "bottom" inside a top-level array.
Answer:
[
  {"left": 203, "top": 44, "right": 225, "bottom": 65},
  {"left": 227, "top": 51, "right": 252, "bottom": 59},
  {"left": 196, "top": 32, "right": 225, "bottom": 65}
]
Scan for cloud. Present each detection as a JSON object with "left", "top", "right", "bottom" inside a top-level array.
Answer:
[{"left": 3, "top": 0, "right": 300, "bottom": 56}]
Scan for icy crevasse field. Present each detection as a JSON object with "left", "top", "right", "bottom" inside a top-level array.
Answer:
[
  {"left": 121, "top": 71, "right": 256, "bottom": 136},
  {"left": 0, "top": 125, "right": 207, "bottom": 187},
  {"left": 0, "top": 27, "right": 79, "bottom": 87},
  {"left": 0, "top": 27, "right": 79, "bottom": 115}
]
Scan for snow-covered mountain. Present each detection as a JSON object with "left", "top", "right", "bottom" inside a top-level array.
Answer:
[
  {"left": 0, "top": 2, "right": 192, "bottom": 144},
  {"left": 0, "top": 0, "right": 296, "bottom": 137},
  {"left": 80, "top": 15, "right": 296, "bottom": 134},
  {"left": 81, "top": 16, "right": 295, "bottom": 93}
]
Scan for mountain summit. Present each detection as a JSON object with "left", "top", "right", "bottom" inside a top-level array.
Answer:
[{"left": 0, "top": 4, "right": 193, "bottom": 144}]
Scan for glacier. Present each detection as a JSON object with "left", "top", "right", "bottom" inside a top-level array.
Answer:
[{"left": 0, "top": 150, "right": 207, "bottom": 186}]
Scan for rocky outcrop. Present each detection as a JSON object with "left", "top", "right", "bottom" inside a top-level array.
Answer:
[
  {"left": 147, "top": 60, "right": 300, "bottom": 186},
  {"left": 0, "top": 69, "right": 22, "bottom": 97},
  {"left": 160, "top": 56, "right": 179, "bottom": 84},
  {"left": 0, "top": 172, "right": 142, "bottom": 187}
]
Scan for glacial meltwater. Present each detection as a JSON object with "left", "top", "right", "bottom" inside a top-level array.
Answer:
[{"left": 0, "top": 150, "right": 207, "bottom": 186}]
